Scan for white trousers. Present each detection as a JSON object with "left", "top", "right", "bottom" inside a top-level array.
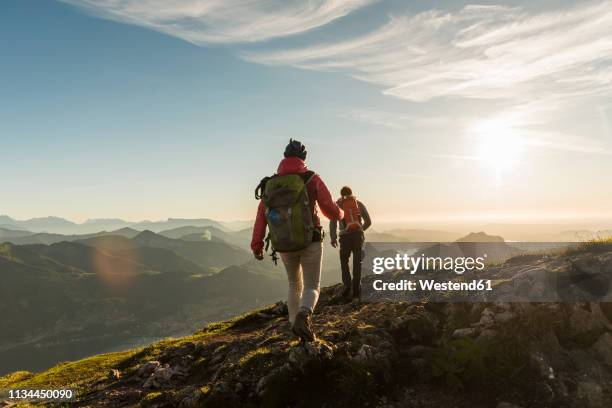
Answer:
[{"left": 279, "top": 241, "right": 323, "bottom": 324}]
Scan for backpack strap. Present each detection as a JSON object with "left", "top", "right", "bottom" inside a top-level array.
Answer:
[
  {"left": 300, "top": 171, "right": 315, "bottom": 185},
  {"left": 264, "top": 233, "right": 279, "bottom": 265},
  {"left": 255, "top": 174, "right": 277, "bottom": 200},
  {"left": 299, "top": 171, "right": 318, "bottom": 238}
]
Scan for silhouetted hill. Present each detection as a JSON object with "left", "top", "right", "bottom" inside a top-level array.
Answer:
[
  {"left": 111, "top": 227, "right": 141, "bottom": 239},
  {"left": 82, "top": 218, "right": 131, "bottom": 232},
  {"left": 26, "top": 241, "right": 153, "bottom": 277},
  {"left": 0, "top": 215, "right": 251, "bottom": 235},
  {"left": 0, "top": 227, "right": 32, "bottom": 239},
  {"left": 25, "top": 241, "right": 209, "bottom": 276},
  {"left": 159, "top": 226, "right": 222, "bottom": 240},
  {"left": 160, "top": 226, "right": 250, "bottom": 249},
  {"left": 79, "top": 231, "right": 250, "bottom": 270},
  {"left": 178, "top": 232, "right": 226, "bottom": 243},
  {"left": 456, "top": 231, "right": 505, "bottom": 242},
  {"left": 129, "top": 219, "right": 226, "bottom": 233},
  {"left": 0, "top": 240, "right": 284, "bottom": 376},
  {"left": 0, "top": 215, "right": 79, "bottom": 234},
  {"left": 0, "top": 227, "right": 142, "bottom": 246},
  {"left": 367, "top": 228, "right": 463, "bottom": 242},
  {"left": 112, "top": 246, "right": 211, "bottom": 276}
]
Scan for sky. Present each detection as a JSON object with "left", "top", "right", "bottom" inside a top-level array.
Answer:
[{"left": 1, "top": 0, "right": 611, "bottom": 226}]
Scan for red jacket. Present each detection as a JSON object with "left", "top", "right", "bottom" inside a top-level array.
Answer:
[{"left": 251, "top": 157, "right": 344, "bottom": 253}]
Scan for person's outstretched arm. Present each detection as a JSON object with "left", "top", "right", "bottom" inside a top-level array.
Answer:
[
  {"left": 250, "top": 200, "right": 266, "bottom": 259},
  {"left": 329, "top": 218, "right": 339, "bottom": 247},
  {"left": 330, "top": 219, "right": 338, "bottom": 241},
  {"left": 312, "top": 175, "right": 344, "bottom": 221},
  {"left": 359, "top": 201, "right": 372, "bottom": 231}
]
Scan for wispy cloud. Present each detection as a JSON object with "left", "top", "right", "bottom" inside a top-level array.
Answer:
[
  {"left": 243, "top": 2, "right": 612, "bottom": 158},
  {"left": 61, "top": 0, "right": 612, "bottom": 156},
  {"left": 464, "top": 98, "right": 612, "bottom": 155},
  {"left": 61, "top": 0, "right": 376, "bottom": 44},
  {"left": 340, "top": 108, "right": 453, "bottom": 130},
  {"left": 245, "top": 2, "right": 612, "bottom": 102}
]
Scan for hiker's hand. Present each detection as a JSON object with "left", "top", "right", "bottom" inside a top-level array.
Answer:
[
  {"left": 331, "top": 240, "right": 338, "bottom": 248},
  {"left": 253, "top": 250, "right": 264, "bottom": 260}
]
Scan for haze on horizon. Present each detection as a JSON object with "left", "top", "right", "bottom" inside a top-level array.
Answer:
[{"left": 1, "top": 0, "right": 611, "bottom": 225}]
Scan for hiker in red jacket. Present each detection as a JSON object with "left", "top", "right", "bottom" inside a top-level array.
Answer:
[
  {"left": 252, "top": 139, "right": 343, "bottom": 342},
  {"left": 330, "top": 186, "right": 372, "bottom": 301}
]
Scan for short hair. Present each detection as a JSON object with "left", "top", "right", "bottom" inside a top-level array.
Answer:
[{"left": 340, "top": 186, "right": 352, "bottom": 196}]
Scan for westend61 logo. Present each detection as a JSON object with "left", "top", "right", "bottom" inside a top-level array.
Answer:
[{"left": 372, "top": 253, "right": 487, "bottom": 275}]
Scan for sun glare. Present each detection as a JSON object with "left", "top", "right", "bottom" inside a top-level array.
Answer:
[{"left": 471, "top": 118, "right": 523, "bottom": 184}]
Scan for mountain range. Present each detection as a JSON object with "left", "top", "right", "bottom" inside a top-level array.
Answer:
[
  {"left": 3, "top": 214, "right": 612, "bottom": 242},
  {"left": 2, "top": 213, "right": 610, "bottom": 378},
  {"left": 0, "top": 229, "right": 282, "bottom": 376},
  {"left": 0, "top": 215, "right": 252, "bottom": 235}
]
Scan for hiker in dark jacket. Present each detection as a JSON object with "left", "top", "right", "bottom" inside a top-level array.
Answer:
[
  {"left": 252, "top": 139, "right": 344, "bottom": 342},
  {"left": 330, "top": 186, "right": 371, "bottom": 300}
]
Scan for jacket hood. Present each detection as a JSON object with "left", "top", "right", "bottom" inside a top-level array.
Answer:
[{"left": 277, "top": 157, "right": 308, "bottom": 176}]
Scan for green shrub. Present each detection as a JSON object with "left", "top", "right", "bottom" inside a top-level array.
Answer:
[{"left": 431, "top": 336, "right": 530, "bottom": 392}]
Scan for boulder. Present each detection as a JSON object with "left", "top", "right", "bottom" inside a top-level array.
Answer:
[
  {"left": 478, "top": 328, "right": 498, "bottom": 339},
  {"left": 591, "top": 333, "right": 612, "bottom": 368},
  {"left": 177, "top": 386, "right": 203, "bottom": 408},
  {"left": 478, "top": 308, "right": 495, "bottom": 327},
  {"left": 137, "top": 361, "right": 161, "bottom": 378},
  {"left": 452, "top": 327, "right": 477, "bottom": 338},
  {"left": 288, "top": 341, "right": 334, "bottom": 372},
  {"left": 494, "top": 311, "right": 515, "bottom": 324},
  {"left": 143, "top": 365, "right": 174, "bottom": 389}
]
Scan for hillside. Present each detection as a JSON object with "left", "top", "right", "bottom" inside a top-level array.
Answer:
[
  {"left": 456, "top": 231, "right": 505, "bottom": 243},
  {"left": 0, "top": 239, "right": 283, "bottom": 376},
  {"left": 0, "top": 228, "right": 31, "bottom": 239},
  {"left": 2, "top": 246, "right": 611, "bottom": 407},
  {"left": 0, "top": 228, "right": 140, "bottom": 246},
  {"left": 77, "top": 231, "right": 251, "bottom": 270}
]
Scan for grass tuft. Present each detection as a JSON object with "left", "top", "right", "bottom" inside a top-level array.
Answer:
[
  {"left": 0, "top": 350, "right": 139, "bottom": 392},
  {"left": 566, "top": 237, "right": 612, "bottom": 254}
]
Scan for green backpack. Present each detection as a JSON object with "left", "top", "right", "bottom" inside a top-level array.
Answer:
[{"left": 257, "top": 171, "right": 315, "bottom": 253}]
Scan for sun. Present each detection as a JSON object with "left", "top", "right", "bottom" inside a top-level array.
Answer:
[{"left": 471, "top": 118, "right": 523, "bottom": 184}]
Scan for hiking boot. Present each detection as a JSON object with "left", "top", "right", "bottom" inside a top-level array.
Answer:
[
  {"left": 352, "top": 285, "right": 361, "bottom": 302},
  {"left": 292, "top": 309, "right": 316, "bottom": 343}
]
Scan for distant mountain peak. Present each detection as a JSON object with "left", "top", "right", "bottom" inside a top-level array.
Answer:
[
  {"left": 456, "top": 231, "right": 505, "bottom": 242},
  {"left": 84, "top": 218, "right": 127, "bottom": 224},
  {"left": 113, "top": 227, "right": 140, "bottom": 233},
  {"left": 134, "top": 230, "right": 159, "bottom": 240}
]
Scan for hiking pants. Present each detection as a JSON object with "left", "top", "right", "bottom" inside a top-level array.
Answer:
[
  {"left": 280, "top": 241, "right": 323, "bottom": 324},
  {"left": 339, "top": 232, "right": 364, "bottom": 297}
]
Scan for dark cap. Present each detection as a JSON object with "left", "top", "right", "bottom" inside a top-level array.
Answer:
[{"left": 284, "top": 139, "right": 307, "bottom": 160}]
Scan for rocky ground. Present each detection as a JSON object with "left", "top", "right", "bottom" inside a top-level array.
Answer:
[{"left": 2, "top": 248, "right": 612, "bottom": 408}]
